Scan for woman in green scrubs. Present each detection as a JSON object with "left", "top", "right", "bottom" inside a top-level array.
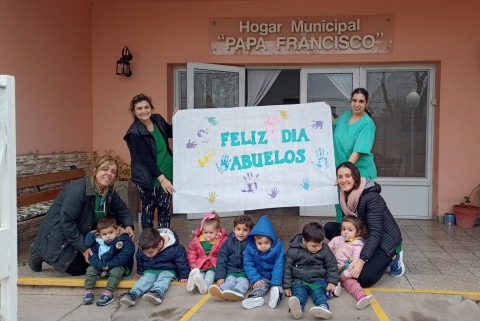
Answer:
[{"left": 332, "top": 88, "right": 377, "bottom": 222}]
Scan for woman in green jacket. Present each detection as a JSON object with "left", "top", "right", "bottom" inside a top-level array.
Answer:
[{"left": 29, "top": 156, "right": 134, "bottom": 276}]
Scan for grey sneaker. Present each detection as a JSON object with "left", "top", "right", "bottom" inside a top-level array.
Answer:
[
  {"left": 28, "top": 243, "right": 43, "bottom": 272},
  {"left": 268, "top": 286, "right": 280, "bottom": 309},
  {"left": 143, "top": 291, "right": 162, "bottom": 305},
  {"left": 120, "top": 292, "right": 136, "bottom": 306},
  {"left": 223, "top": 289, "right": 244, "bottom": 301},
  {"left": 242, "top": 295, "right": 264, "bottom": 309},
  {"left": 390, "top": 250, "right": 405, "bottom": 277},
  {"left": 288, "top": 296, "right": 303, "bottom": 320},
  {"left": 310, "top": 304, "right": 333, "bottom": 319},
  {"left": 96, "top": 292, "right": 114, "bottom": 306},
  {"left": 208, "top": 285, "right": 225, "bottom": 301},
  {"left": 356, "top": 295, "right": 373, "bottom": 310}
]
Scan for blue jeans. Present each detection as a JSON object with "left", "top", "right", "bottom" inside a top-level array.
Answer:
[
  {"left": 292, "top": 281, "right": 328, "bottom": 311},
  {"left": 220, "top": 275, "right": 249, "bottom": 295},
  {"left": 130, "top": 271, "right": 176, "bottom": 298},
  {"left": 200, "top": 270, "right": 216, "bottom": 287}
]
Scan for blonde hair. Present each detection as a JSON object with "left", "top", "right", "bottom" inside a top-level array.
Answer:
[{"left": 91, "top": 155, "right": 118, "bottom": 190}]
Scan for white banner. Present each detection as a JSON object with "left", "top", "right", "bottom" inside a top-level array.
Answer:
[{"left": 172, "top": 102, "right": 337, "bottom": 213}]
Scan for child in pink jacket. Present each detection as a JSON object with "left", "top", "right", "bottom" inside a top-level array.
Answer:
[
  {"left": 328, "top": 215, "right": 374, "bottom": 310},
  {"left": 186, "top": 211, "right": 228, "bottom": 295}
]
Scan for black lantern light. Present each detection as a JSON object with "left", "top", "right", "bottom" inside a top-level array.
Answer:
[{"left": 116, "top": 47, "right": 133, "bottom": 77}]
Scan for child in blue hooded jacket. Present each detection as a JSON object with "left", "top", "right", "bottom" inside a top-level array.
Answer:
[{"left": 243, "top": 215, "right": 284, "bottom": 310}]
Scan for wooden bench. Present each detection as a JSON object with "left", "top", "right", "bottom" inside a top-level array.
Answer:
[{"left": 17, "top": 168, "right": 86, "bottom": 248}]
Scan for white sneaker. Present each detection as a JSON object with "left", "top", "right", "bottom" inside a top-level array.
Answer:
[
  {"left": 356, "top": 295, "right": 373, "bottom": 310},
  {"left": 193, "top": 274, "right": 208, "bottom": 294},
  {"left": 333, "top": 283, "right": 342, "bottom": 296},
  {"left": 143, "top": 292, "right": 162, "bottom": 305},
  {"left": 288, "top": 296, "right": 303, "bottom": 320},
  {"left": 310, "top": 305, "right": 333, "bottom": 319},
  {"left": 186, "top": 268, "right": 200, "bottom": 292},
  {"left": 222, "top": 289, "right": 244, "bottom": 301},
  {"left": 268, "top": 286, "right": 280, "bottom": 309},
  {"left": 208, "top": 285, "right": 225, "bottom": 301},
  {"left": 242, "top": 296, "right": 264, "bottom": 309}
]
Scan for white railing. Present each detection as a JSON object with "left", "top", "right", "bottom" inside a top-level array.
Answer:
[{"left": 0, "top": 75, "right": 18, "bottom": 321}]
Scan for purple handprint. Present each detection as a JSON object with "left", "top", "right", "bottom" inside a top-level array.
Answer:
[
  {"left": 197, "top": 129, "right": 209, "bottom": 137},
  {"left": 311, "top": 120, "right": 324, "bottom": 130},
  {"left": 186, "top": 139, "right": 197, "bottom": 149},
  {"left": 241, "top": 172, "right": 259, "bottom": 193},
  {"left": 268, "top": 187, "right": 280, "bottom": 199}
]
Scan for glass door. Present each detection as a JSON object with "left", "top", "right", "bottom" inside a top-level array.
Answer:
[
  {"left": 187, "top": 62, "right": 245, "bottom": 109},
  {"left": 365, "top": 66, "right": 434, "bottom": 219},
  {"left": 300, "top": 66, "right": 434, "bottom": 219},
  {"left": 300, "top": 68, "right": 360, "bottom": 217},
  {"left": 184, "top": 62, "right": 245, "bottom": 218}
]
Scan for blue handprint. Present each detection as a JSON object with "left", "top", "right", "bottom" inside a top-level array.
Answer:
[
  {"left": 268, "top": 187, "right": 280, "bottom": 199},
  {"left": 311, "top": 148, "right": 329, "bottom": 169},
  {"left": 206, "top": 117, "right": 218, "bottom": 126},
  {"left": 241, "top": 172, "right": 259, "bottom": 193},
  {"left": 216, "top": 155, "right": 232, "bottom": 173},
  {"left": 311, "top": 120, "right": 324, "bottom": 130},
  {"left": 186, "top": 139, "right": 197, "bottom": 149},
  {"left": 301, "top": 178, "right": 310, "bottom": 191}
]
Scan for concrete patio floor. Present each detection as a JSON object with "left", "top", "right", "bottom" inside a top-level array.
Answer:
[{"left": 16, "top": 208, "right": 480, "bottom": 320}]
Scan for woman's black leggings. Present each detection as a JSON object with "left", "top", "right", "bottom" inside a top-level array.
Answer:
[
  {"left": 323, "top": 221, "right": 393, "bottom": 288},
  {"left": 136, "top": 185, "right": 172, "bottom": 229}
]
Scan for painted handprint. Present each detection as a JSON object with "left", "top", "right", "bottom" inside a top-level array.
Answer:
[
  {"left": 206, "top": 117, "right": 218, "bottom": 126},
  {"left": 206, "top": 192, "right": 218, "bottom": 204},
  {"left": 265, "top": 116, "right": 280, "bottom": 134},
  {"left": 216, "top": 155, "right": 232, "bottom": 173},
  {"left": 301, "top": 178, "right": 310, "bottom": 191},
  {"left": 241, "top": 172, "right": 259, "bottom": 193},
  {"left": 311, "top": 120, "right": 324, "bottom": 130},
  {"left": 186, "top": 139, "right": 197, "bottom": 149},
  {"left": 197, "top": 149, "right": 216, "bottom": 167},
  {"left": 197, "top": 128, "right": 209, "bottom": 137},
  {"left": 279, "top": 110, "right": 289, "bottom": 120},
  {"left": 312, "top": 148, "right": 329, "bottom": 169},
  {"left": 268, "top": 187, "right": 280, "bottom": 199}
]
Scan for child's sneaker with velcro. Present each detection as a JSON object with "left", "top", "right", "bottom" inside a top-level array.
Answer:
[
  {"left": 96, "top": 292, "right": 114, "bottom": 306},
  {"left": 82, "top": 291, "right": 94, "bottom": 305},
  {"left": 119, "top": 292, "right": 136, "bottom": 306},
  {"left": 310, "top": 304, "right": 333, "bottom": 319},
  {"left": 143, "top": 290, "right": 162, "bottom": 305}
]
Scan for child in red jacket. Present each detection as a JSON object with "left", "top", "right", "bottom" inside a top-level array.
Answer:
[{"left": 186, "top": 211, "right": 228, "bottom": 294}]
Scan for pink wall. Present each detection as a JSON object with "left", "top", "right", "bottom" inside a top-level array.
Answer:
[
  {"left": 0, "top": 0, "right": 92, "bottom": 154},
  {"left": 91, "top": 0, "right": 480, "bottom": 217}
]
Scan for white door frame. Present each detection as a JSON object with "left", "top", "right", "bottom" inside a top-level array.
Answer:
[{"left": 0, "top": 75, "right": 18, "bottom": 321}]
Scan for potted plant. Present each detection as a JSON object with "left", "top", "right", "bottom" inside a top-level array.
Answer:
[{"left": 453, "top": 184, "right": 480, "bottom": 228}]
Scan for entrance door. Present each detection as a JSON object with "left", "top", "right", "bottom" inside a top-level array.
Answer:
[
  {"left": 300, "top": 66, "right": 434, "bottom": 219},
  {"left": 185, "top": 63, "right": 245, "bottom": 218}
]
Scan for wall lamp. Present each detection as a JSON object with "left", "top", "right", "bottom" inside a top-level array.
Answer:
[{"left": 116, "top": 47, "right": 133, "bottom": 77}]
